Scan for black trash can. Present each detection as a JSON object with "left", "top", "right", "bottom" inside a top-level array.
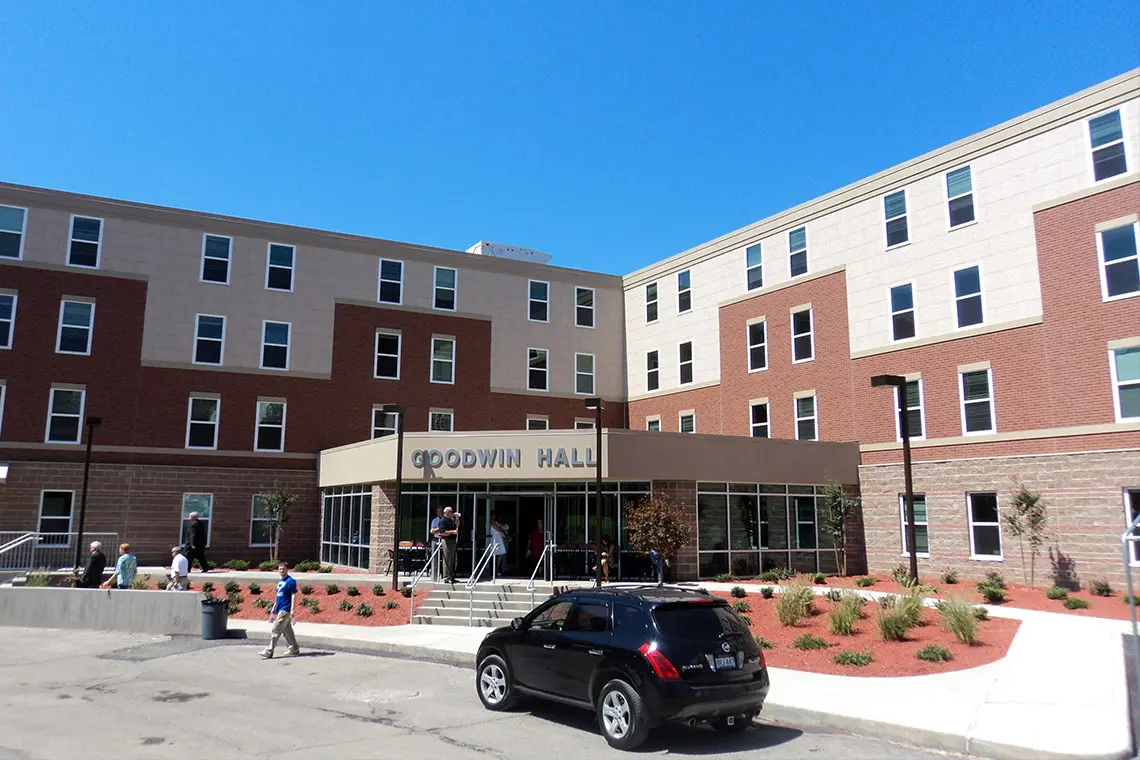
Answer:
[{"left": 201, "top": 598, "right": 229, "bottom": 640}]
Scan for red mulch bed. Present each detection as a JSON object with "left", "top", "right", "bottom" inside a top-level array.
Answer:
[
  {"left": 216, "top": 583, "right": 426, "bottom": 627},
  {"left": 711, "top": 591, "right": 1020, "bottom": 677}
]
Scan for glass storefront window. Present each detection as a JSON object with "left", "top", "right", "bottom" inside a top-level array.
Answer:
[
  {"left": 320, "top": 486, "right": 371, "bottom": 570},
  {"left": 697, "top": 493, "right": 728, "bottom": 551},
  {"left": 729, "top": 493, "right": 760, "bottom": 550}
]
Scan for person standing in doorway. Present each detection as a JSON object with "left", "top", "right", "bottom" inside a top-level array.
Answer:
[
  {"left": 429, "top": 506, "right": 444, "bottom": 580},
  {"left": 438, "top": 507, "right": 460, "bottom": 583},
  {"left": 526, "top": 519, "right": 546, "bottom": 576},
  {"left": 102, "top": 544, "right": 137, "bottom": 590},
  {"left": 167, "top": 546, "right": 189, "bottom": 590},
  {"left": 79, "top": 541, "right": 107, "bottom": 589},
  {"left": 489, "top": 513, "right": 509, "bottom": 576},
  {"left": 261, "top": 562, "right": 300, "bottom": 659},
  {"left": 185, "top": 512, "right": 211, "bottom": 573}
]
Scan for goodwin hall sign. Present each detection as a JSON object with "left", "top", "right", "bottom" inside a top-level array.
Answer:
[{"left": 411, "top": 446, "right": 599, "bottom": 471}]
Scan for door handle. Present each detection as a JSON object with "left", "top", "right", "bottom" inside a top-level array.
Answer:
[
  {"left": 543, "top": 643, "right": 556, "bottom": 649},
  {"left": 588, "top": 649, "right": 603, "bottom": 656}
]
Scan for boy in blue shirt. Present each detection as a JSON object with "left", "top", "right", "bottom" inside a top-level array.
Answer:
[{"left": 260, "top": 562, "right": 300, "bottom": 659}]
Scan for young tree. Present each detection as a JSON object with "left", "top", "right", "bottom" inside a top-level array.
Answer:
[
  {"left": 1005, "top": 477, "right": 1047, "bottom": 586},
  {"left": 820, "top": 481, "right": 859, "bottom": 577},
  {"left": 624, "top": 495, "right": 692, "bottom": 581},
  {"left": 262, "top": 483, "right": 298, "bottom": 563}
]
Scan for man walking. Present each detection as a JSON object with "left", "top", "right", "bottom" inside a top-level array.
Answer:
[
  {"left": 429, "top": 506, "right": 444, "bottom": 581},
  {"left": 102, "top": 543, "right": 137, "bottom": 590},
  {"left": 79, "top": 541, "right": 107, "bottom": 589},
  {"left": 185, "top": 512, "right": 211, "bottom": 573},
  {"left": 167, "top": 546, "right": 189, "bottom": 590},
  {"left": 438, "top": 506, "right": 460, "bottom": 584},
  {"left": 261, "top": 562, "right": 300, "bottom": 659}
]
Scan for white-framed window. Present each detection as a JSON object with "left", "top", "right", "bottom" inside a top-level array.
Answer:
[
  {"left": 250, "top": 494, "right": 277, "bottom": 547},
  {"left": 679, "top": 411, "right": 695, "bottom": 434},
  {"left": 434, "top": 266, "right": 457, "bottom": 311},
  {"left": 67, "top": 215, "right": 103, "bottom": 268},
  {"left": 746, "top": 244, "right": 763, "bottom": 290},
  {"left": 954, "top": 265, "right": 983, "bottom": 328},
  {"left": 0, "top": 381, "right": 6, "bottom": 439},
  {"left": 960, "top": 368, "right": 995, "bottom": 435},
  {"left": 0, "top": 205, "right": 27, "bottom": 260},
  {"left": 1111, "top": 347, "right": 1140, "bottom": 422},
  {"left": 575, "top": 286, "right": 595, "bottom": 328},
  {"left": 884, "top": 189, "right": 909, "bottom": 247},
  {"left": 254, "top": 400, "right": 286, "bottom": 452},
  {"left": 45, "top": 387, "right": 85, "bottom": 444},
  {"left": 528, "top": 280, "right": 549, "bottom": 322},
  {"left": 193, "top": 314, "right": 225, "bottom": 365},
  {"left": 794, "top": 495, "right": 817, "bottom": 549},
  {"left": 186, "top": 396, "right": 220, "bottom": 450},
  {"left": 795, "top": 393, "right": 817, "bottom": 441},
  {"left": 677, "top": 270, "right": 692, "bottom": 313},
  {"left": 895, "top": 379, "right": 926, "bottom": 440},
  {"left": 200, "top": 234, "right": 232, "bottom": 284},
  {"left": 1089, "top": 109, "right": 1128, "bottom": 182},
  {"left": 750, "top": 400, "right": 769, "bottom": 438},
  {"left": 574, "top": 418, "right": 595, "bottom": 430},
  {"left": 646, "top": 416, "right": 661, "bottom": 432},
  {"left": 967, "top": 492, "right": 1003, "bottom": 560},
  {"left": 374, "top": 331, "right": 401, "bottom": 380},
  {"left": 260, "top": 321, "right": 290, "bottom": 370},
  {"left": 747, "top": 320, "right": 767, "bottom": 372},
  {"left": 528, "top": 348, "right": 549, "bottom": 391},
  {"left": 890, "top": 283, "right": 915, "bottom": 341},
  {"left": 945, "top": 166, "right": 975, "bottom": 228},
  {"left": 430, "top": 409, "right": 454, "bottom": 432},
  {"left": 646, "top": 350, "right": 660, "bottom": 392},
  {"left": 371, "top": 405, "right": 398, "bottom": 438},
  {"left": 575, "top": 353, "right": 595, "bottom": 395},
  {"left": 789, "top": 226, "right": 808, "bottom": 277},
  {"left": 645, "top": 282, "right": 658, "bottom": 323},
  {"left": 378, "top": 259, "right": 403, "bottom": 304},
  {"left": 431, "top": 336, "right": 455, "bottom": 384},
  {"left": 38, "top": 491, "right": 74, "bottom": 546},
  {"left": 1126, "top": 489, "right": 1140, "bottom": 564},
  {"left": 1098, "top": 222, "right": 1139, "bottom": 301},
  {"left": 679, "top": 341, "right": 694, "bottom": 385},
  {"left": 526, "top": 415, "right": 549, "bottom": 431},
  {"left": 0, "top": 292, "right": 15, "bottom": 349},
  {"left": 791, "top": 307, "right": 814, "bottom": 363},
  {"left": 266, "top": 243, "right": 294, "bottom": 291},
  {"left": 56, "top": 300, "right": 94, "bottom": 355},
  {"left": 899, "top": 494, "right": 930, "bottom": 557},
  {"left": 181, "top": 493, "right": 213, "bottom": 548}
]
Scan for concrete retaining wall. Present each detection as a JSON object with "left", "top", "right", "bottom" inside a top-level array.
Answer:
[{"left": 0, "top": 587, "right": 201, "bottom": 635}]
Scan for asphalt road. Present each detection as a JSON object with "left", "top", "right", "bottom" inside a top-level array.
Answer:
[{"left": 0, "top": 628, "right": 961, "bottom": 760}]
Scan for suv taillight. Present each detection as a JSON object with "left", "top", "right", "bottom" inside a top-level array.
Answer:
[{"left": 639, "top": 642, "right": 680, "bottom": 680}]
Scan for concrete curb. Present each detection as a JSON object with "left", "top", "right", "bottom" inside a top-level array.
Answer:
[{"left": 295, "top": 633, "right": 476, "bottom": 670}]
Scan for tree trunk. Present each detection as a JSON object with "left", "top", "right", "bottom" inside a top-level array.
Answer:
[{"left": 1018, "top": 538, "right": 1026, "bottom": 585}]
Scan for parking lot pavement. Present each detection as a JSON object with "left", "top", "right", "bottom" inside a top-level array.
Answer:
[{"left": 0, "top": 628, "right": 959, "bottom": 760}]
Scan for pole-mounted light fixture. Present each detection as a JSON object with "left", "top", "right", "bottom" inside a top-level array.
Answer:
[
  {"left": 584, "top": 398, "right": 603, "bottom": 588},
  {"left": 871, "top": 375, "right": 918, "bottom": 584}
]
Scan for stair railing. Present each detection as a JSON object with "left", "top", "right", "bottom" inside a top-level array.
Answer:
[
  {"left": 0, "top": 533, "right": 37, "bottom": 572},
  {"left": 406, "top": 541, "right": 445, "bottom": 625},
  {"left": 526, "top": 537, "right": 556, "bottom": 610},
  {"left": 466, "top": 543, "right": 498, "bottom": 627}
]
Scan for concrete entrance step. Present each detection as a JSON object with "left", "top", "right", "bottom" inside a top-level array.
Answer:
[
  {"left": 420, "top": 598, "right": 534, "bottom": 612},
  {"left": 413, "top": 614, "right": 511, "bottom": 628}
]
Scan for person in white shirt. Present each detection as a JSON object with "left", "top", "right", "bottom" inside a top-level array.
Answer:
[{"left": 167, "top": 546, "right": 190, "bottom": 590}]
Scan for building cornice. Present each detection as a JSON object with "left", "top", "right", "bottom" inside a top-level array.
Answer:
[{"left": 859, "top": 420, "right": 1140, "bottom": 453}]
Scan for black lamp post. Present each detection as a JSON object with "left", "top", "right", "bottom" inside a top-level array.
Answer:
[
  {"left": 871, "top": 375, "right": 918, "bottom": 584},
  {"left": 585, "top": 398, "right": 603, "bottom": 588},
  {"left": 72, "top": 416, "right": 102, "bottom": 573},
  {"left": 381, "top": 404, "right": 404, "bottom": 591}
]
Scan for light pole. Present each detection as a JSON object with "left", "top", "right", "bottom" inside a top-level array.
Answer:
[
  {"left": 871, "top": 375, "right": 918, "bottom": 584},
  {"left": 73, "top": 416, "right": 102, "bottom": 574},
  {"left": 585, "top": 398, "right": 603, "bottom": 588},
  {"left": 381, "top": 404, "right": 404, "bottom": 591}
]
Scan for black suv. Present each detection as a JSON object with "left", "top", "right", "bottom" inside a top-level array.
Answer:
[{"left": 474, "top": 585, "right": 769, "bottom": 750}]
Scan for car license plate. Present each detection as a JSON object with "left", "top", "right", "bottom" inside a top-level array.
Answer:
[{"left": 714, "top": 655, "right": 737, "bottom": 670}]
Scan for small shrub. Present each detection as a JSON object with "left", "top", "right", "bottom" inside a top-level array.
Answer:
[
  {"left": 732, "top": 600, "right": 751, "bottom": 613},
  {"left": 248, "top": 582, "right": 261, "bottom": 595},
  {"left": 983, "top": 570, "right": 1007, "bottom": 589},
  {"left": 916, "top": 645, "right": 954, "bottom": 662},
  {"left": 201, "top": 581, "right": 215, "bottom": 594},
  {"left": 812, "top": 572, "right": 826, "bottom": 585},
  {"left": 224, "top": 581, "right": 240, "bottom": 595},
  {"left": 940, "top": 569, "right": 959, "bottom": 585},
  {"left": 338, "top": 599, "right": 353, "bottom": 612},
  {"left": 832, "top": 650, "right": 873, "bottom": 667},
  {"left": 877, "top": 594, "right": 897, "bottom": 609},
  {"left": 372, "top": 584, "right": 386, "bottom": 596},
  {"left": 1064, "top": 597, "right": 1090, "bottom": 610},
  {"left": 715, "top": 573, "right": 735, "bottom": 583},
  {"left": 227, "top": 592, "right": 244, "bottom": 606},
  {"left": 224, "top": 559, "right": 249, "bottom": 571},
  {"left": 824, "top": 589, "right": 842, "bottom": 602},
  {"left": 132, "top": 577, "right": 150, "bottom": 590},
  {"left": 877, "top": 605, "right": 910, "bottom": 642},
  {"left": 356, "top": 603, "right": 374, "bottom": 617},
  {"left": 730, "top": 586, "right": 747, "bottom": 599},
  {"left": 300, "top": 584, "right": 313, "bottom": 595},
  {"left": 325, "top": 584, "right": 340, "bottom": 595},
  {"left": 973, "top": 606, "right": 989, "bottom": 621},
  {"left": 304, "top": 600, "right": 321, "bottom": 614},
  {"left": 760, "top": 586, "right": 774, "bottom": 599},
  {"left": 400, "top": 586, "right": 412, "bottom": 598},
  {"left": 976, "top": 582, "right": 1006, "bottom": 604},
  {"left": 384, "top": 599, "right": 399, "bottom": 610},
  {"left": 754, "top": 636, "right": 773, "bottom": 649},
  {"left": 897, "top": 587, "right": 926, "bottom": 628},
  {"left": 937, "top": 597, "right": 979, "bottom": 645},
  {"left": 346, "top": 586, "right": 360, "bottom": 597},
  {"left": 791, "top": 634, "right": 830, "bottom": 650},
  {"left": 855, "top": 576, "right": 876, "bottom": 587},
  {"left": 155, "top": 581, "right": 166, "bottom": 590},
  {"left": 1124, "top": 595, "right": 1140, "bottom": 605},
  {"left": 737, "top": 613, "right": 753, "bottom": 627},
  {"left": 829, "top": 602, "right": 858, "bottom": 636},
  {"left": 890, "top": 564, "right": 910, "bottom": 584},
  {"left": 776, "top": 579, "right": 814, "bottom": 626},
  {"left": 1045, "top": 586, "right": 1068, "bottom": 600},
  {"left": 254, "top": 598, "right": 271, "bottom": 610},
  {"left": 294, "top": 560, "right": 320, "bottom": 572},
  {"left": 758, "top": 571, "right": 781, "bottom": 583},
  {"left": 319, "top": 565, "right": 333, "bottom": 573},
  {"left": 1089, "top": 579, "right": 1113, "bottom": 597},
  {"left": 258, "top": 560, "right": 278, "bottom": 572},
  {"left": 25, "top": 573, "right": 52, "bottom": 587},
  {"left": 227, "top": 598, "right": 241, "bottom": 615}
]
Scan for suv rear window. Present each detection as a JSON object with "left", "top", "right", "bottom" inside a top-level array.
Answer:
[{"left": 653, "top": 603, "right": 749, "bottom": 640}]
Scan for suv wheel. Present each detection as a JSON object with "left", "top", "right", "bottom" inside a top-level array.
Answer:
[
  {"left": 476, "top": 654, "right": 517, "bottom": 711},
  {"left": 712, "top": 712, "right": 754, "bottom": 735},
  {"left": 596, "top": 679, "right": 650, "bottom": 750}
]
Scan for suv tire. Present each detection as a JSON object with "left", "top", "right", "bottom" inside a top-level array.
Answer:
[
  {"left": 712, "top": 712, "right": 754, "bottom": 735},
  {"left": 476, "top": 654, "right": 518, "bottom": 711},
  {"left": 596, "top": 679, "right": 650, "bottom": 750}
]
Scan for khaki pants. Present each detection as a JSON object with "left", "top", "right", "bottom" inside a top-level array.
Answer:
[{"left": 267, "top": 611, "right": 299, "bottom": 655}]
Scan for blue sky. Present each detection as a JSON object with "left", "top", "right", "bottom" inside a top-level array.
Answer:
[{"left": 1, "top": 4, "right": 1136, "bottom": 275}]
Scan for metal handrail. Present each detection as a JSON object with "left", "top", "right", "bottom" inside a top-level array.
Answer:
[
  {"left": 466, "top": 543, "right": 498, "bottom": 627},
  {"left": 0, "top": 532, "right": 35, "bottom": 556},
  {"left": 406, "top": 541, "right": 445, "bottom": 625},
  {"left": 527, "top": 537, "right": 556, "bottom": 610}
]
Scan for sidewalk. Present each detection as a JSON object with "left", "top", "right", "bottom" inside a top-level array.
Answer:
[{"left": 228, "top": 583, "right": 1135, "bottom": 760}]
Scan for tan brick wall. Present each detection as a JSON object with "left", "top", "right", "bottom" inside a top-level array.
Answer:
[{"left": 367, "top": 484, "right": 397, "bottom": 575}]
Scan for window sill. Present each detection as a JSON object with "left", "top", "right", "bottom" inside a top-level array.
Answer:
[
  {"left": 901, "top": 552, "right": 931, "bottom": 559},
  {"left": 748, "top": 366, "right": 768, "bottom": 374},
  {"left": 885, "top": 241, "right": 911, "bottom": 252},
  {"left": 792, "top": 358, "right": 815, "bottom": 365},
  {"left": 429, "top": 380, "right": 456, "bottom": 386},
  {"left": 955, "top": 321, "right": 986, "bottom": 331},
  {"left": 961, "top": 429, "right": 997, "bottom": 437},
  {"left": 67, "top": 262, "right": 100, "bottom": 270},
  {"left": 969, "top": 555, "right": 1004, "bottom": 562},
  {"left": 527, "top": 318, "right": 550, "bottom": 324},
  {"left": 376, "top": 299, "right": 403, "bottom": 307},
  {"left": 948, "top": 220, "right": 979, "bottom": 232},
  {"left": 199, "top": 279, "right": 231, "bottom": 286},
  {"left": 1104, "top": 291, "right": 1140, "bottom": 304},
  {"left": 373, "top": 376, "right": 400, "bottom": 381}
]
